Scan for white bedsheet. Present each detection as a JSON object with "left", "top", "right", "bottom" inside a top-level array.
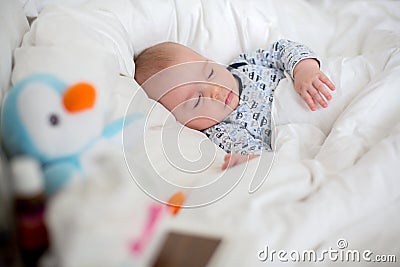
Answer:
[{"left": 9, "top": 0, "right": 400, "bottom": 266}]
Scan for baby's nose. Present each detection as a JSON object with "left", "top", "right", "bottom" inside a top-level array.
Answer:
[{"left": 211, "top": 87, "right": 223, "bottom": 101}]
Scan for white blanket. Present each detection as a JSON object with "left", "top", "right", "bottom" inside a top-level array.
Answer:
[{"left": 10, "top": 0, "right": 400, "bottom": 266}]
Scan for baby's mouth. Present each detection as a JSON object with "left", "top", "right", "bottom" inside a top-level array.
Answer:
[{"left": 225, "top": 91, "right": 234, "bottom": 105}]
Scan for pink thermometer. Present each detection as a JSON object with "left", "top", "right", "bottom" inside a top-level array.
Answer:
[{"left": 130, "top": 192, "right": 185, "bottom": 255}]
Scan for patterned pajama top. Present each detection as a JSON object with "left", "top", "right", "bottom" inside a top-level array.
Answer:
[{"left": 202, "top": 39, "right": 318, "bottom": 155}]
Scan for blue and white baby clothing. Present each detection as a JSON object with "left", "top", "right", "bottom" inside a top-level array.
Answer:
[{"left": 202, "top": 39, "right": 318, "bottom": 155}]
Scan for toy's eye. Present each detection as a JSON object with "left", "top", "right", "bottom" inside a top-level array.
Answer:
[{"left": 48, "top": 113, "right": 60, "bottom": 126}]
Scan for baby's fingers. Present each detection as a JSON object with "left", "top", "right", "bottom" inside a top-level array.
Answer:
[
  {"left": 316, "top": 81, "right": 333, "bottom": 101},
  {"left": 309, "top": 87, "right": 328, "bottom": 108},
  {"left": 300, "top": 91, "right": 317, "bottom": 111},
  {"left": 319, "top": 73, "right": 335, "bottom": 91},
  {"left": 313, "top": 80, "right": 331, "bottom": 102},
  {"left": 222, "top": 154, "right": 235, "bottom": 170}
]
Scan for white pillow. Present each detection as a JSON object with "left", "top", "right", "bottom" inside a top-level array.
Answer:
[
  {"left": 21, "top": 4, "right": 135, "bottom": 77},
  {"left": 18, "top": 0, "right": 89, "bottom": 17},
  {"left": 0, "top": 0, "right": 29, "bottom": 99}
]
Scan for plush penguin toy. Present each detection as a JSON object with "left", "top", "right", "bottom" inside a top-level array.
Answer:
[{"left": 1, "top": 73, "right": 142, "bottom": 195}]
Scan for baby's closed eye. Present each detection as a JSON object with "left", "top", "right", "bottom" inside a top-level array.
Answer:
[
  {"left": 194, "top": 94, "right": 202, "bottom": 108},
  {"left": 208, "top": 68, "right": 215, "bottom": 80}
]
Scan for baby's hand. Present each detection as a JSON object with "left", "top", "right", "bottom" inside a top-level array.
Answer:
[
  {"left": 222, "top": 153, "right": 259, "bottom": 170},
  {"left": 293, "top": 59, "right": 335, "bottom": 111}
]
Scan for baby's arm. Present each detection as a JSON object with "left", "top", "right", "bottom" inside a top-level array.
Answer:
[
  {"left": 203, "top": 122, "right": 265, "bottom": 169},
  {"left": 222, "top": 153, "right": 259, "bottom": 170},
  {"left": 233, "top": 39, "right": 335, "bottom": 110},
  {"left": 233, "top": 39, "right": 317, "bottom": 77},
  {"left": 293, "top": 59, "right": 335, "bottom": 111}
]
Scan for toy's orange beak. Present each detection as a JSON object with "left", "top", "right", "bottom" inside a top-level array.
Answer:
[{"left": 63, "top": 83, "right": 96, "bottom": 113}]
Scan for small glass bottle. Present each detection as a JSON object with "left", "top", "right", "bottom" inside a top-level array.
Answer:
[
  {"left": 11, "top": 156, "right": 49, "bottom": 267},
  {"left": 0, "top": 148, "right": 21, "bottom": 267}
]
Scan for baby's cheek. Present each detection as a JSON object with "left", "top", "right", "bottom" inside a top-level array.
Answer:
[{"left": 185, "top": 117, "right": 218, "bottom": 130}]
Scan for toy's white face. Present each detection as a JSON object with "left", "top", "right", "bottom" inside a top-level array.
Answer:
[{"left": 19, "top": 82, "right": 103, "bottom": 159}]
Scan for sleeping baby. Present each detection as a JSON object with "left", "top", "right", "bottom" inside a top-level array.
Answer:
[{"left": 134, "top": 40, "right": 335, "bottom": 169}]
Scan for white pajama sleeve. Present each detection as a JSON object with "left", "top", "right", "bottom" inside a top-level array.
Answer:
[{"left": 234, "top": 39, "right": 319, "bottom": 80}]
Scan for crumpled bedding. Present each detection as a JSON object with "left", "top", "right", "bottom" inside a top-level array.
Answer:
[{"left": 9, "top": 0, "right": 400, "bottom": 266}]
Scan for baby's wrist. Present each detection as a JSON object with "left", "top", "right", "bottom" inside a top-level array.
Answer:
[{"left": 293, "top": 58, "right": 320, "bottom": 78}]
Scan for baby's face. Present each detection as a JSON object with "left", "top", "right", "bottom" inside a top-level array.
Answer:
[
  {"left": 142, "top": 46, "right": 239, "bottom": 130},
  {"left": 159, "top": 61, "right": 239, "bottom": 130}
]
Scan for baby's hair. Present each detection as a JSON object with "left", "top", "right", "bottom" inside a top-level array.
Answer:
[{"left": 134, "top": 42, "right": 177, "bottom": 85}]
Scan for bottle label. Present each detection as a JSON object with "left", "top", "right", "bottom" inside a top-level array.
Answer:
[{"left": 16, "top": 208, "right": 48, "bottom": 250}]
